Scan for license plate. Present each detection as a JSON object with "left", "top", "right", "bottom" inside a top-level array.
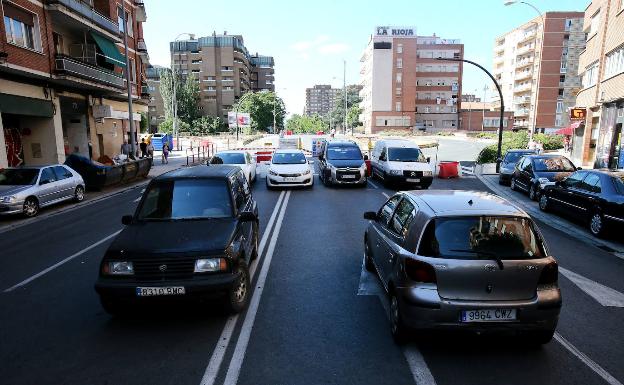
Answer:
[
  {"left": 136, "top": 286, "right": 186, "bottom": 297},
  {"left": 284, "top": 177, "right": 297, "bottom": 182},
  {"left": 461, "top": 309, "right": 517, "bottom": 322},
  {"left": 406, "top": 178, "right": 420, "bottom": 183},
  {"left": 341, "top": 175, "right": 356, "bottom": 179}
]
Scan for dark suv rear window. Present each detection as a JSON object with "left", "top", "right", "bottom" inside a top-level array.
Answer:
[{"left": 418, "top": 216, "right": 545, "bottom": 260}]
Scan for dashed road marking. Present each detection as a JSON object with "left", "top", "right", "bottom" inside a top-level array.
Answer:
[{"left": 368, "top": 180, "right": 382, "bottom": 190}]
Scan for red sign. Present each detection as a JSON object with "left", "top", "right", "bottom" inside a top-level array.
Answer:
[{"left": 570, "top": 108, "right": 587, "bottom": 120}]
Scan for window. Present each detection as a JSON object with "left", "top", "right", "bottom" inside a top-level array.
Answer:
[
  {"left": 559, "top": 88, "right": 564, "bottom": 97},
  {"left": 379, "top": 195, "right": 402, "bottom": 227},
  {"left": 395, "top": 102, "right": 401, "bottom": 112},
  {"left": 565, "top": 19, "right": 573, "bottom": 31},
  {"left": 581, "top": 173, "right": 602, "bottom": 193},
  {"left": 396, "top": 87, "right": 402, "bottom": 96},
  {"left": 117, "top": 7, "right": 133, "bottom": 36},
  {"left": 556, "top": 101, "right": 564, "bottom": 113},
  {"left": 53, "top": 166, "right": 73, "bottom": 180},
  {"left": 3, "top": 3, "right": 38, "bottom": 50},
  {"left": 589, "top": 10, "right": 600, "bottom": 36},
  {"left": 555, "top": 115, "right": 562, "bottom": 126},
  {"left": 583, "top": 62, "right": 599, "bottom": 87},
  {"left": 390, "top": 199, "right": 416, "bottom": 236},
  {"left": 397, "top": 43, "right": 403, "bottom": 54},
  {"left": 396, "top": 58, "right": 402, "bottom": 69},
  {"left": 39, "top": 168, "right": 56, "bottom": 184},
  {"left": 604, "top": 47, "right": 624, "bottom": 79},
  {"left": 564, "top": 171, "right": 587, "bottom": 188},
  {"left": 396, "top": 72, "right": 402, "bottom": 83}
]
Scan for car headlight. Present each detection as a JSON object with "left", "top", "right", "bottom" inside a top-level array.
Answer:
[
  {"left": 0, "top": 196, "right": 17, "bottom": 203},
  {"left": 389, "top": 169, "right": 402, "bottom": 175},
  {"left": 538, "top": 178, "right": 551, "bottom": 185},
  {"left": 269, "top": 169, "right": 278, "bottom": 176},
  {"left": 194, "top": 258, "right": 227, "bottom": 273},
  {"left": 102, "top": 261, "right": 134, "bottom": 275},
  {"left": 423, "top": 171, "right": 433, "bottom": 176},
  {"left": 302, "top": 169, "right": 311, "bottom": 175}
]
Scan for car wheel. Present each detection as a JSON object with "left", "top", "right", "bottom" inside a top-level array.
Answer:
[
  {"left": 589, "top": 212, "right": 606, "bottom": 237},
  {"left": 539, "top": 194, "right": 549, "bottom": 211},
  {"left": 250, "top": 227, "right": 259, "bottom": 261},
  {"left": 529, "top": 184, "right": 538, "bottom": 201},
  {"left": 225, "top": 261, "right": 250, "bottom": 314},
  {"left": 100, "top": 297, "right": 126, "bottom": 316},
  {"left": 510, "top": 177, "right": 518, "bottom": 191},
  {"left": 364, "top": 240, "right": 375, "bottom": 273},
  {"left": 23, "top": 197, "right": 39, "bottom": 218},
  {"left": 525, "top": 329, "right": 555, "bottom": 345},
  {"left": 390, "top": 293, "right": 408, "bottom": 344},
  {"left": 74, "top": 186, "right": 85, "bottom": 202}
]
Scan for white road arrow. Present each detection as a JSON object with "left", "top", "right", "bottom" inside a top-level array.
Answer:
[{"left": 559, "top": 267, "right": 624, "bottom": 308}]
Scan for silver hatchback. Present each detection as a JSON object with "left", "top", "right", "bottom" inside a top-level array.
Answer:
[
  {"left": 0, "top": 165, "right": 85, "bottom": 217},
  {"left": 363, "top": 190, "right": 561, "bottom": 344}
]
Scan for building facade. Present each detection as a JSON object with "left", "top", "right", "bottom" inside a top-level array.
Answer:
[
  {"left": 574, "top": 0, "right": 624, "bottom": 169},
  {"left": 492, "top": 12, "right": 585, "bottom": 133},
  {"left": 359, "top": 27, "right": 463, "bottom": 134},
  {"left": 304, "top": 84, "right": 340, "bottom": 116},
  {"left": 0, "top": 0, "right": 150, "bottom": 168},
  {"left": 459, "top": 108, "right": 514, "bottom": 131},
  {"left": 170, "top": 34, "right": 274, "bottom": 121},
  {"left": 146, "top": 65, "right": 166, "bottom": 132}
]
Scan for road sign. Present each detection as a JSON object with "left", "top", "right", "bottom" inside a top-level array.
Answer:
[
  {"left": 228, "top": 112, "right": 251, "bottom": 129},
  {"left": 570, "top": 108, "right": 587, "bottom": 120}
]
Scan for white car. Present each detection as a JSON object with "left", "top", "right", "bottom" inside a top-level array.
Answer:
[
  {"left": 370, "top": 139, "right": 433, "bottom": 189},
  {"left": 266, "top": 149, "right": 314, "bottom": 189},
  {"left": 213, "top": 151, "right": 257, "bottom": 183}
]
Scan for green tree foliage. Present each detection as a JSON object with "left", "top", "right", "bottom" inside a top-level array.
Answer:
[
  {"left": 286, "top": 114, "right": 327, "bottom": 134},
  {"left": 329, "top": 85, "right": 362, "bottom": 130},
  {"left": 158, "top": 118, "right": 190, "bottom": 135},
  {"left": 476, "top": 131, "right": 564, "bottom": 163},
  {"left": 233, "top": 91, "right": 286, "bottom": 133},
  {"left": 190, "top": 116, "right": 228, "bottom": 135},
  {"left": 139, "top": 112, "right": 148, "bottom": 133},
  {"left": 159, "top": 70, "right": 200, "bottom": 124}
]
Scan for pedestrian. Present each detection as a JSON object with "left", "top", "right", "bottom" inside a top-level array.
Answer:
[
  {"left": 162, "top": 142, "right": 170, "bottom": 164},
  {"left": 147, "top": 142, "right": 154, "bottom": 158},
  {"left": 139, "top": 138, "right": 147, "bottom": 158},
  {"left": 330, "top": 128, "right": 336, "bottom": 139},
  {"left": 536, "top": 140, "right": 544, "bottom": 154},
  {"left": 528, "top": 139, "right": 536, "bottom": 151},
  {"left": 564, "top": 136, "right": 571, "bottom": 153},
  {"left": 120, "top": 140, "right": 131, "bottom": 156}
]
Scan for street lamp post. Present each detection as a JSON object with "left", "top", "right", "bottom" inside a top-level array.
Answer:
[
  {"left": 504, "top": 0, "right": 544, "bottom": 141},
  {"left": 170, "top": 33, "right": 195, "bottom": 151},
  {"left": 436, "top": 57, "right": 506, "bottom": 172},
  {"left": 235, "top": 91, "right": 255, "bottom": 142},
  {"left": 120, "top": 8, "right": 136, "bottom": 157}
]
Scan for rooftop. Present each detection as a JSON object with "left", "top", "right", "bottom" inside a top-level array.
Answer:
[
  {"left": 406, "top": 190, "right": 526, "bottom": 216},
  {"left": 156, "top": 165, "right": 239, "bottom": 180}
]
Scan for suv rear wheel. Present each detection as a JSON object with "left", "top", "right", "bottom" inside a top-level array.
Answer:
[{"left": 225, "top": 261, "right": 250, "bottom": 314}]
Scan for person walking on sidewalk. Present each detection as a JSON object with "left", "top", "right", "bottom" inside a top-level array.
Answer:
[
  {"left": 139, "top": 139, "right": 147, "bottom": 158},
  {"left": 162, "top": 142, "right": 170, "bottom": 164},
  {"left": 147, "top": 142, "right": 154, "bottom": 158}
]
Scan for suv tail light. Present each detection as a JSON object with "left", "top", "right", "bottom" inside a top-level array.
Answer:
[
  {"left": 405, "top": 259, "right": 437, "bottom": 283},
  {"left": 538, "top": 261, "right": 558, "bottom": 284}
]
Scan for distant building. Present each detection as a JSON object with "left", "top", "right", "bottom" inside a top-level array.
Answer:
[
  {"left": 359, "top": 27, "right": 464, "bottom": 134},
  {"left": 492, "top": 12, "right": 585, "bottom": 132},
  {"left": 146, "top": 66, "right": 167, "bottom": 132},
  {"left": 170, "top": 33, "right": 274, "bottom": 120},
  {"left": 461, "top": 94, "right": 481, "bottom": 102},
  {"left": 305, "top": 85, "right": 340, "bottom": 116}
]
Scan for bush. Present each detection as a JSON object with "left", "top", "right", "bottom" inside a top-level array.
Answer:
[
  {"left": 476, "top": 131, "right": 528, "bottom": 164},
  {"left": 534, "top": 133, "right": 564, "bottom": 150}
]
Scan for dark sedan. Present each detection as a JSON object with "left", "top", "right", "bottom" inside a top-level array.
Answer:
[
  {"left": 511, "top": 154, "right": 577, "bottom": 201},
  {"left": 95, "top": 165, "right": 259, "bottom": 315},
  {"left": 498, "top": 149, "right": 538, "bottom": 185},
  {"left": 539, "top": 170, "right": 624, "bottom": 237}
]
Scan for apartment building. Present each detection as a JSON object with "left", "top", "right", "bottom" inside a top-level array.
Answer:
[
  {"left": 304, "top": 84, "right": 340, "bottom": 116},
  {"left": 359, "top": 27, "right": 463, "bottom": 134},
  {"left": 170, "top": 34, "right": 274, "bottom": 120},
  {"left": 492, "top": 12, "right": 585, "bottom": 133},
  {"left": 574, "top": 0, "right": 624, "bottom": 169},
  {"left": 146, "top": 65, "right": 166, "bottom": 132},
  {"left": 0, "top": 0, "right": 150, "bottom": 168}
]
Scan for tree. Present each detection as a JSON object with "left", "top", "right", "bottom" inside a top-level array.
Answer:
[
  {"left": 329, "top": 85, "right": 362, "bottom": 130},
  {"left": 158, "top": 118, "right": 190, "bottom": 134},
  {"left": 286, "top": 114, "right": 326, "bottom": 134},
  {"left": 139, "top": 112, "right": 148, "bottom": 133},
  {"left": 191, "top": 116, "right": 228, "bottom": 135},
  {"left": 159, "top": 69, "right": 200, "bottom": 124},
  {"left": 347, "top": 105, "right": 362, "bottom": 131},
  {"left": 233, "top": 91, "right": 286, "bottom": 133}
]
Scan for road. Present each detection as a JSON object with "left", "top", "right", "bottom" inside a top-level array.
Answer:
[{"left": 1, "top": 163, "right": 623, "bottom": 385}]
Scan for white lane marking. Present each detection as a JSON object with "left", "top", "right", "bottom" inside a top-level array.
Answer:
[
  {"left": 368, "top": 180, "right": 382, "bottom": 189},
  {"left": 222, "top": 191, "right": 291, "bottom": 385},
  {"left": 559, "top": 267, "right": 624, "bottom": 308},
  {"left": 133, "top": 197, "right": 141, "bottom": 203},
  {"left": 555, "top": 332, "right": 623, "bottom": 385},
  {"left": 199, "top": 191, "right": 286, "bottom": 385},
  {"left": 381, "top": 192, "right": 390, "bottom": 199},
  {"left": 3, "top": 230, "right": 122, "bottom": 293}
]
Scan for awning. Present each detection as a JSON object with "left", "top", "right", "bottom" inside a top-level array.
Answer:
[
  {"left": 90, "top": 31, "right": 126, "bottom": 67},
  {"left": 0, "top": 93, "right": 54, "bottom": 117},
  {"left": 555, "top": 121, "right": 582, "bottom": 136}
]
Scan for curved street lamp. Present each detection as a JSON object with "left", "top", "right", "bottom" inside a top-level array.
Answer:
[{"left": 170, "top": 32, "right": 195, "bottom": 150}]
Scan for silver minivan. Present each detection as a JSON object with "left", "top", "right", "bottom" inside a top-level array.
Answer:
[
  {"left": 363, "top": 190, "right": 561, "bottom": 344},
  {"left": 370, "top": 139, "right": 433, "bottom": 188}
]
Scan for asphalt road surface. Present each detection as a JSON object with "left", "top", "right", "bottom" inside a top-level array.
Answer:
[{"left": 1, "top": 165, "right": 623, "bottom": 385}]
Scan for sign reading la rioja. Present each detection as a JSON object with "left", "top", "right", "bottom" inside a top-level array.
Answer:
[{"left": 376, "top": 26, "right": 416, "bottom": 37}]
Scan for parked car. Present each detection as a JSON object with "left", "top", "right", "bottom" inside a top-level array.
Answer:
[
  {"left": 510, "top": 154, "right": 577, "bottom": 200},
  {"left": 95, "top": 165, "right": 259, "bottom": 315},
  {"left": 212, "top": 150, "right": 257, "bottom": 183},
  {"left": 363, "top": 190, "right": 560, "bottom": 344},
  {"left": 318, "top": 140, "right": 367, "bottom": 187},
  {"left": 0, "top": 165, "right": 85, "bottom": 217},
  {"left": 539, "top": 170, "right": 624, "bottom": 237},
  {"left": 370, "top": 139, "right": 433, "bottom": 189},
  {"left": 266, "top": 149, "right": 314, "bottom": 189},
  {"left": 498, "top": 149, "right": 538, "bottom": 185}
]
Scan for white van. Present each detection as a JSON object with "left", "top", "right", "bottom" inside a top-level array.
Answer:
[{"left": 370, "top": 139, "right": 433, "bottom": 188}]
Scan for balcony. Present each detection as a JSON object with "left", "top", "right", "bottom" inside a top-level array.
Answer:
[
  {"left": 137, "top": 39, "right": 149, "bottom": 60},
  {"left": 135, "top": 0, "right": 147, "bottom": 22},
  {"left": 55, "top": 55, "right": 125, "bottom": 88},
  {"left": 514, "top": 108, "right": 530, "bottom": 117},
  {"left": 518, "top": 30, "right": 537, "bottom": 44},
  {"left": 516, "top": 44, "right": 535, "bottom": 56},
  {"left": 515, "top": 69, "right": 532, "bottom": 81},
  {"left": 516, "top": 57, "right": 534, "bottom": 69},
  {"left": 141, "top": 83, "right": 150, "bottom": 99},
  {"left": 513, "top": 83, "right": 532, "bottom": 93},
  {"left": 514, "top": 95, "right": 531, "bottom": 105},
  {"left": 494, "top": 55, "right": 504, "bottom": 64},
  {"left": 46, "top": 0, "right": 120, "bottom": 37}
]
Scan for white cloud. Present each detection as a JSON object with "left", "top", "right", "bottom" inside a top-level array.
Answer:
[{"left": 317, "top": 43, "right": 350, "bottom": 55}]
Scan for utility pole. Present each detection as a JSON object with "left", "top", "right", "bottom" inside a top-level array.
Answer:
[
  {"left": 343, "top": 60, "right": 348, "bottom": 135},
  {"left": 482, "top": 85, "right": 488, "bottom": 132},
  {"left": 121, "top": 7, "right": 135, "bottom": 157}
]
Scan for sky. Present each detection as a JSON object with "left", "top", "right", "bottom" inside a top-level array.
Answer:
[{"left": 143, "top": 0, "right": 590, "bottom": 116}]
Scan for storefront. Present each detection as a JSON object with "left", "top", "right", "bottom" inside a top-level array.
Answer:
[
  {"left": 92, "top": 98, "right": 145, "bottom": 161},
  {"left": 593, "top": 102, "right": 624, "bottom": 169}
]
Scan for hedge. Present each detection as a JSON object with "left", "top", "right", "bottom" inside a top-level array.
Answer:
[{"left": 476, "top": 132, "right": 564, "bottom": 164}]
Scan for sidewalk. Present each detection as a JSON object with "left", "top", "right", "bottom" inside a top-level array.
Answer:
[{"left": 475, "top": 169, "right": 624, "bottom": 259}]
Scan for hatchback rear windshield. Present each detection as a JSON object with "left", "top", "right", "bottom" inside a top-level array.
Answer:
[
  {"left": 0, "top": 169, "right": 39, "bottom": 185},
  {"left": 533, "top": 157, "right": 575, "bottom": 172},
  {"left": 215, "top": 153, "right": 246, "bottom": 164},
  {"left": 388, "top": 148, "right": 426, "bottom": 162},
  {"left": 272, "top": 152, "right": 307, "bottom": 164},
  {"left": 327, "top": 146, "right": 362, "bottom": 160},
  {"left": 418, "top": 216, "right": 545, "bottom": 260},
  {"left": 504, "top": 152, "right": 533, "bottom": 164},
  {"left": 137, "top": 179, "right": 232, "bottom": 220}
]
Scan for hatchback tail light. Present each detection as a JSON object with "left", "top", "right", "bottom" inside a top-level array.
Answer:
[
  {"left": 538, "top": 261, "right": 558, "bottom": 284},
  {"left": 405, "top": 259, "right": 437, "bottom": 283}
]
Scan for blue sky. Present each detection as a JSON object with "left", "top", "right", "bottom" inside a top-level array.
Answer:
[{"left": 143, "top": 0, "right": 590, "bottom": 116}]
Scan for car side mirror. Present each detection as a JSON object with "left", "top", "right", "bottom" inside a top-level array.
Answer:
[
  {"left": 121, "top": 215, "right": 133, "bottom": 225},
  {"left": 426, "top": 157, "right": 431, "bottom": 163},
  {"left": 363, "top": 211, "right": 378, "bottom": 221},
  {"left": 239, "top": 211, "right": 257, "bottom": 222}
]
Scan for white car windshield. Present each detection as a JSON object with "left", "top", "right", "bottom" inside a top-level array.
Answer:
[{"left": 272, "top": 153, "right": 307, "bottom": 164}]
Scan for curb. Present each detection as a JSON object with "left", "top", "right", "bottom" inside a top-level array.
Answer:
[{"left": 474, "top": 169, "right": 624, "bottom": 259}]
